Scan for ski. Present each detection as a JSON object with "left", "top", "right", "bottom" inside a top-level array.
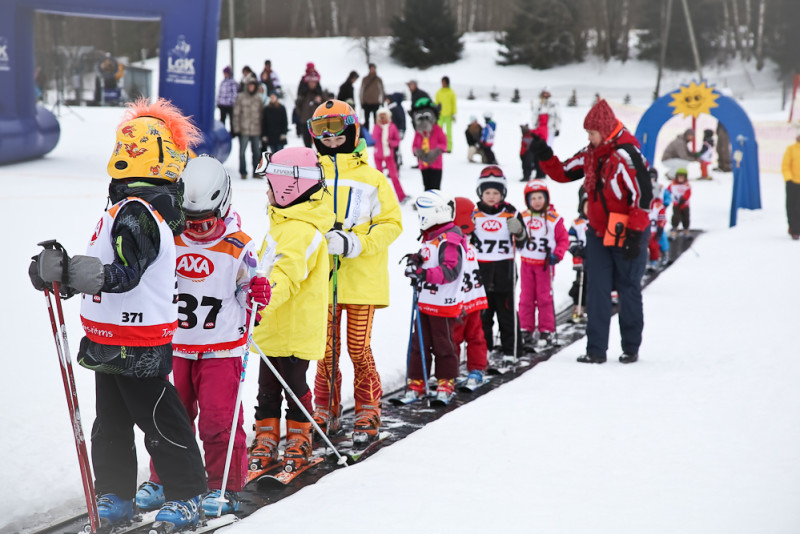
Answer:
[
  {"left": 244, "top": 459, "right": 284, "bottom": 486},
  {"left": 388, "top": 392, "right": 428, "bottom": 406},
  {"left": 429, "top": 392, "right": 455, "bottom": 407},
  {"left": 147, "top": 514, "right": 237, "bottom": 534},
  {"left": 455, "top": 375, "right": 491, "bottom": 393},
  {"left": 330, "top": 431, "right": 391, "bottom": 463},
  {"left": 486, "top": 356, "right": 516, "bottom": 375},
  {"left": 256, "top": 457, "right": 324, "bottom": 488}
]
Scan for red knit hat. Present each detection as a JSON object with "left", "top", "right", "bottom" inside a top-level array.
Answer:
[{"left": 583, "top": 99, "right": 619, "bottom": 138}]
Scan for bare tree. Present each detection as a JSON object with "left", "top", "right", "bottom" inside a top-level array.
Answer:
[
  {"left": 619, "top": 0, "right": 631, "bottom": 62},
  {"left": 730, "top": 0, "right": 742, "bottom": 54},
  {"left": 755, "top": 0, "right": 766, "bottom": 70},
  {"left": 306, "top": 0, "right": 318, "bottom": 36},
  {"left": 743, "top": 0, "right": 752, "bottom": 60}
]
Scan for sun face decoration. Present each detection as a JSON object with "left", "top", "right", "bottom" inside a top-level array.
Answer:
[{"left": 669, "top": 81, "right": 719, "bottom": 119}]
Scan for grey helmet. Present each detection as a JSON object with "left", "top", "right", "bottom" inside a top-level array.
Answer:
[{"left": 181, "top": 155, "right": 232, "bottom": 219}]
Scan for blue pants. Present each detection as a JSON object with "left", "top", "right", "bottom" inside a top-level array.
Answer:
[
  {"left": 238, "top": 135, "right": 261, "bottom": 176},
  {"left": 584, "top": 227, "right": 649, "bottom": 358}
]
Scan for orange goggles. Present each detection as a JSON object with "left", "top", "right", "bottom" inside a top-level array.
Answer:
[{"left": 307, "top": 114, "right": 358, "bottom": 138}]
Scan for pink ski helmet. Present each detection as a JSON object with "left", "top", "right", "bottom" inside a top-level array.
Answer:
[{"left": 256, "top": 147, "right": 324, "bottom": 208}]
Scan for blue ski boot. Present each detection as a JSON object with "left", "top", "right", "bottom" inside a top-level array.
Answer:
[
  {"left": 96, "top": 493, "right": 134, "bottom": 528},
  {"left": 465, "top": 369, "right": 484, "bottom": 389},
  {"left": 201, "top": 490, "right": 240, "bottom": 516},
  {"left": 154, "top": 495, "right": 202, "bottom": 531},
  {"left": 135, "top": 481, "right": 165, "bottom": 511}
]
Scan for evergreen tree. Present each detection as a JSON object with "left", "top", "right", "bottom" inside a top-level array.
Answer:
[
  {"left": 390, "top": 0, "right": 463, "bottom": 68},
  {"left": 497, "top": 0, "right": 577, "bottom": 69}
]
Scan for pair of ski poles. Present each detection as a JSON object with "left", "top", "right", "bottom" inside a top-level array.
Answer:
[
  {"left": 38, "top": 240, "right": 99, "bottom": 533},
  {"left": 404, "top": 283, "right": 428, "bottom": 395}
]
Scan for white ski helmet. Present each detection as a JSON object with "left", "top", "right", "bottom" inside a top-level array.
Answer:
[
  {"left": 182, "top": 155, "right": 232, "bottom": 219},
  {"left": 416, "top": 189, "right": 455, "bottom": 231}
]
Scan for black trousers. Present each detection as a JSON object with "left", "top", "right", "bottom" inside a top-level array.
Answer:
[
  {"left": 92, "top": 373, "right": 206, "bottom": 501},
  {"left": 256, "top": 356, "right": 311, "bottom": 422},
  {"left": 362, "top": 104, "right": 380, "bottom": 131},
  {"left": 787, "top": 181, "right": 800, "bottom": 236},
  {"left": 421, "top": 168, "right": 442, "bottom": 190},
  {"left": 217, "top": 105, "right": 233, "bottom": 131},
  {"left": 481, "top": 290, "right": 518, "bottom": 355}
]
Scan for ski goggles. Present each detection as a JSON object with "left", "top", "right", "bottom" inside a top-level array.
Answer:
[
  {"left": 479, "top": 166, "right": 504, "bottom": 178},
  {"left": 184, "top": 212, "right": 218, "bottom": 235},
  {"left": 254, "top": 152, "right": 325, "bottom": 181},
  {"left": 307, "top": 114, "right": 358, "bottom": 139}
]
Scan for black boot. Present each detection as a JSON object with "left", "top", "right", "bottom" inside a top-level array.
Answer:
[
  {"left": 577, "top": 353, "right": 606, "bottom": 364},
  {"left": 619, "top": 352, "right": 638, "bottom": 364}
]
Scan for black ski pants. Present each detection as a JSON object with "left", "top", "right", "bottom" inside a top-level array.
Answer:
[
  {"left": 786, "top": 181, "right": 800, "bottom": 236},
  {"left": 421, "top": 168, "right": 442, "bottom": 190},
  {"left": 92, "top": 372, "right": 207, "bottom": 501},
  {"left": 256, "top": 356, "right": 311, "bottom": 422},
  {"left": 481, "top": 290, "right": 518, "bottom": 355}
]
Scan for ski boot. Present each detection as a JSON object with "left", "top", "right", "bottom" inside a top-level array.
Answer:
[
  {"left": 353, "top": 403, "right": 381, "bottom": 446},
  {"left": 434, "top": 379, "right": 455, "bottom": 405},
  {"left": 95, "top": 493, "right": 134, "bottom": 530},
  {"left": 283, "top": 420, "right": 313, "bottom": 473},
  {"left": 248, "top": 418, "right": 281, "bottom": 474},
  {"left": 135, "top": 481, "right": 165, "bottom": 511},
  {"left": 152, "top": 495, "right": 201, "bottom": 532},
  {"left": 311, "top": 404, "right": 342, "bottom": 440},
  {"left": 537, "top": 331, "right": 552, "bottom": 349},
  {"left": 401, "top": 378, "right": 427, "bottom": 402},
  {"left": 520, "top": 331, "right": 536, "bottom": 353},
  {"left": 464, "top": 369, "right": 484, "bottom": 389},
  {"left": 619, "top": 352, "right": 639, "bottom": 364},
  {"left": 201, "top": 489, "right": 240, "bottom": 516}
]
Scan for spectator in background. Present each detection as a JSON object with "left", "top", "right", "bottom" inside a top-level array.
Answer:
[
  {"left": 480, "top": 112, "right": 497, "bottom": 165},
  {"left": 716, "top": 123, "right": 732, "bottom": 172},
  {"left": 217, "top": 66, "right": 238, "bottom": 132},
  {"left": 662, "top": 128, "right": 698, "bottom": 175},
  {"left": 411, "top": 98, "right": 447, "bottom": 190},
  {"left": 407, "top": 80, "right": 430, "bottom": 108},
  {"left": 297, "top": 62, "right": 321, "bottom": 97},
  {"left": 534, "top": 88, "right": 560, "bottom": 145},
  {"left": 239, "top": 66, "right": 255, "bottom": 92},
  {"left": 435, "top": 76, "right": 457, "bottom": 153},
  {"left": 372, "top": 107, "right": 405, "bottom": 203},
  {"left": 233, "top": 78, "right": 265, "bottom": 179},
  {"left": 360, "top": 64, "right": 385, "bottom": 131},
  {"left": 466, "top": 116, "right": 484, "bottom": 163},
  {"left": 295, "top": 74, "right": 324, "bottom": 147},
  {"left": 259, "top": 60, "right": 282, "bottom": 97},
  {"left": 385, "top": 92, "right": 407, "bottom": 168},
  {"left": 337, "top": 70, "right": 359, "bottom": 108},
  {"left": 98, "top": 53, "right": 119, "bottom": 90},
  {"left": 781, "top": 128, "right": 800, "bottom": 240},
  {"left": 262, "top": 92, "right": 288, "bottom": 154}
]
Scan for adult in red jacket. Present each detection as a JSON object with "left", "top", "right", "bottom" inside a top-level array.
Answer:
[{"left": 531, "top": 99, "right": 650, "bottom": 364}]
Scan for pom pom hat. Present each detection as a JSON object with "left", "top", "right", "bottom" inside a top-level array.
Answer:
[
  {"left": 583, "top": 99, "right": 619, "bottom": 139},
  {"left": 108, "top": 98, "right": 201, "bottom": 182}
]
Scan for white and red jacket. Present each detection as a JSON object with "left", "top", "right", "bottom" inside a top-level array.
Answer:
[
  {"left": 172, "top": 212, "right": 258, "bottom": 358},
  {"left": 519, "top": 208, "right": 569, "bottom": 266},
  {"left": 472, "top": 209, "right": 516, "bottom": 262},
  {"left": 461, "top": 242, "right": 488, "bottom": 314},
  {"left": 649, "top": 198, "right": 667, "bottom": 232},
  {"left": 667, "top": 180, "right": 691, "bottom": 209},
  {"left": 417, "top": 223, "right": 467, "bottom": 318},
  {"left": 80, "top": 197, "right": 178, "bottom": 346},
  {"left": 568, "top": 216, "right": 589, "bottom": 266}
]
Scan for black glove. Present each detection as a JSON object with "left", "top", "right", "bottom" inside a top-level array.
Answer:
[
  {"left": 622, "top": 229, "right": 644, "bottom": 260},
  {"left": 555, "top": 130, "right": 560, "bottom": 137},
  {"left": 568, "top": 244, "right": 585, "bottom": 259},
  {"left": 404, "top": 264, "right": 426, "bottom": 284},
  {"left": 405, "top": 253, "right": 424, "bottom": 270},
  {"left": 530, "top": 135, "right": 553, "bottom": 161}
]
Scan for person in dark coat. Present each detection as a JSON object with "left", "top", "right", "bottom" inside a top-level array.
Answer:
[
  {"left": 337, "top": 71, "right": 359, "bottom": 108},
  {"left": 262, "top": 92, "right": 289, "bottom": 154}
]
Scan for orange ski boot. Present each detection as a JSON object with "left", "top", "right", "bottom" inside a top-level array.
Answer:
[
  {"left": 283, "top": 420, "right": 313, "bottom": 473},
  {"left": 353, "top": 402, "right": 381, "bottom": 446},
  {"left": 247, "top": 418, "right": 280, "bottom": 481}
]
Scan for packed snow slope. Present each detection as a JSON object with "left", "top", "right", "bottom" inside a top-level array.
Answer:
[{"left": 1, "top": 33, "right": 798, "bottom": 533}]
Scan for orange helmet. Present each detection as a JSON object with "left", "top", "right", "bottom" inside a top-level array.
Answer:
[
  {"left": 524, "top": 179, "right": 549, "bottom": 209},
  {"left": 107, "top": 98, "right": 201, "bottom": 182},
  {"left": 453, "top": 197, "right": 476, "bottom": 235},
  {"left": 308, "top": 100, "right": 360, "bottom": 155}
]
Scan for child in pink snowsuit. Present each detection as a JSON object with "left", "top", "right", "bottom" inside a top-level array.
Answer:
[
  {"left": 518, "top": 180, "right": 569, "bottom": 348},
  {"left": 372, "top": 107, "right": 405, "bottom": 202}
]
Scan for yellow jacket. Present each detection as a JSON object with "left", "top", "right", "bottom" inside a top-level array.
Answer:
[
  {"left": 782, "top": 141, "right": 800, "bottom": 184},
  {"left": 252, "top": 192, "right": 335, "bottom": 360},
  {"left": 435, "top": 87, "right": 457, "bottom": 117},
  {"left": 319, "top": 140, "right": 403, "bottom": 307}
]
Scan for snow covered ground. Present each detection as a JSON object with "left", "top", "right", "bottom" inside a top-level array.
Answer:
[{"left": 2, "top": 33, "right": 799, "bottom": 533}]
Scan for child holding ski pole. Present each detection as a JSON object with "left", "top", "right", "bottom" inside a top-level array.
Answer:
[
  {"left": 134, "top": 156, "right": 268, "bottom": 516},
  {"left": 29, "top": 99, "right": 207, "bottom": 532},
  {"left": 403, "top": 190, "right": 468, "bottom": 405},
  {"left": 518, "top": 181, "right": 569, "bottom": 350},
  {"left": 249, "top": 147, "right": 335, "bottom": 475},
  {"left": 667, "top": 167, "right": 692, "bottom": 238},
  {"left": 451, "top": 197, "right": 489, "bottom": 388},
  {"left": 568, "top": 193, "right": 589, "bottom": 322}
]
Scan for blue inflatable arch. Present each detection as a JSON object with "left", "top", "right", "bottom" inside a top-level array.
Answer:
[
  {"left": 0, "top": 0, "right": 230, "bottom": 165},
  {"left": 634, "top": 83, "right": 761, "bottom": 227}
]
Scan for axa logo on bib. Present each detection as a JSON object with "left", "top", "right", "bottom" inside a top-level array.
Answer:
[
  {"left": 529, "top": 218, "right": 544, "bottom": 230},
  {"left": 481, "top": 219, "right": 502, "bottom": 232},
  {"left": 177, "top": 253, "right": 214, "bottom": 280},
  {"left": 421, "top": 248, "right": 432, "bottom": 262}
]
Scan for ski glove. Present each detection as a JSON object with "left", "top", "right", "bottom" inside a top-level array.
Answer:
[
  {"left": 34, "top": 249, "right": 105, "bottom": 295},
  {"left": 530, "top": 136, "right": 553, "bottom": 161},
  {"left": 622, "top": 229, "right": 644, "bottom": 260},
  {"left": 568, "top": 244, "right": 585, "bottom": 258},
  {"left": 325, "top": 229, "right": 362, "bottom": 258},
  {"left": 405, "top": 253, "right": 424, "bottom": 270},
  {"left": 404, "top": 264, "right": 426, "bottom": 284},
  {"left": 548, "top": 253, "right": 561, "bottom": 265},
  {"left": 506, "top": 217, "right": 526, "bottom": 240},
  {"left": 247, "top": 276, "right": 271, "bottom": 311}
]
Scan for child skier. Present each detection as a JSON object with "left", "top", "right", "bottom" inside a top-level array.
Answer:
[
  {"left": 29, "top": 99, "right": 207, "bottom": 531},
  {"left": 372, "top": 106, "right": 406, "bottom": 203},
  {"left": 451, "top": 197, "right": 489, "bottom": 388},
  {"left": 567, "top": 192, "right": 589, "bottom": 323},
  {"left": 698, "top": 129, "right": 715, "bottom": 180},
  {"left": 647, "top": 196, "right": 667, "bottom": 271},
  {"left": 135, "top": 156, "right": 268, "bottom": 516},
  {"left": 472, "top": 166, "right": 525, "bottom": 359},
  {"left": 248, "top": 147, "right": 334, "bottom": 474},
  {"left": 403, "top": 190, "right": 467, "bottom": 404},
  {"left": 518, "top": 181, "right": 569, "bottom": 349},
  {"left": 667, "top": 167, "right": 692, "bottom": 237},
  {"left": 480, "top": 112, "right": 497, "bottom": 164}
]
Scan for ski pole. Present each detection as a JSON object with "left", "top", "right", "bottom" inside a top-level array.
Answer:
[
  {"left": 214, "top": 270, "right": 265, "bottom": 517},
  {"left": 44, "top": 281, "right": 99, "bottom": 533},
  {"left": 576, "top": 265, "right": 585, "bottom": 322},
  {"left": 413, "top": 285, "right": 429, "bottom": 395},
  {"left": 328, "top": 252, "right": 340, "bottom": 421},
  {"left": 250, "top": 339, "right": 348, "bottom": 466},
  {"left": 404, "top": 289, "right": 419, "bottom": 386},
  {"left": 512, "top": 246, "right": 519, "bottom": 362},
  {"left": 544, "top": 242, "right": 561, "bottom": 347}
]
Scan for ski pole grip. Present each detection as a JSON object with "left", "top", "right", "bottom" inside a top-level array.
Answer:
[{"left": 37, "top": 239, "right": 63, "bottom": 251}]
